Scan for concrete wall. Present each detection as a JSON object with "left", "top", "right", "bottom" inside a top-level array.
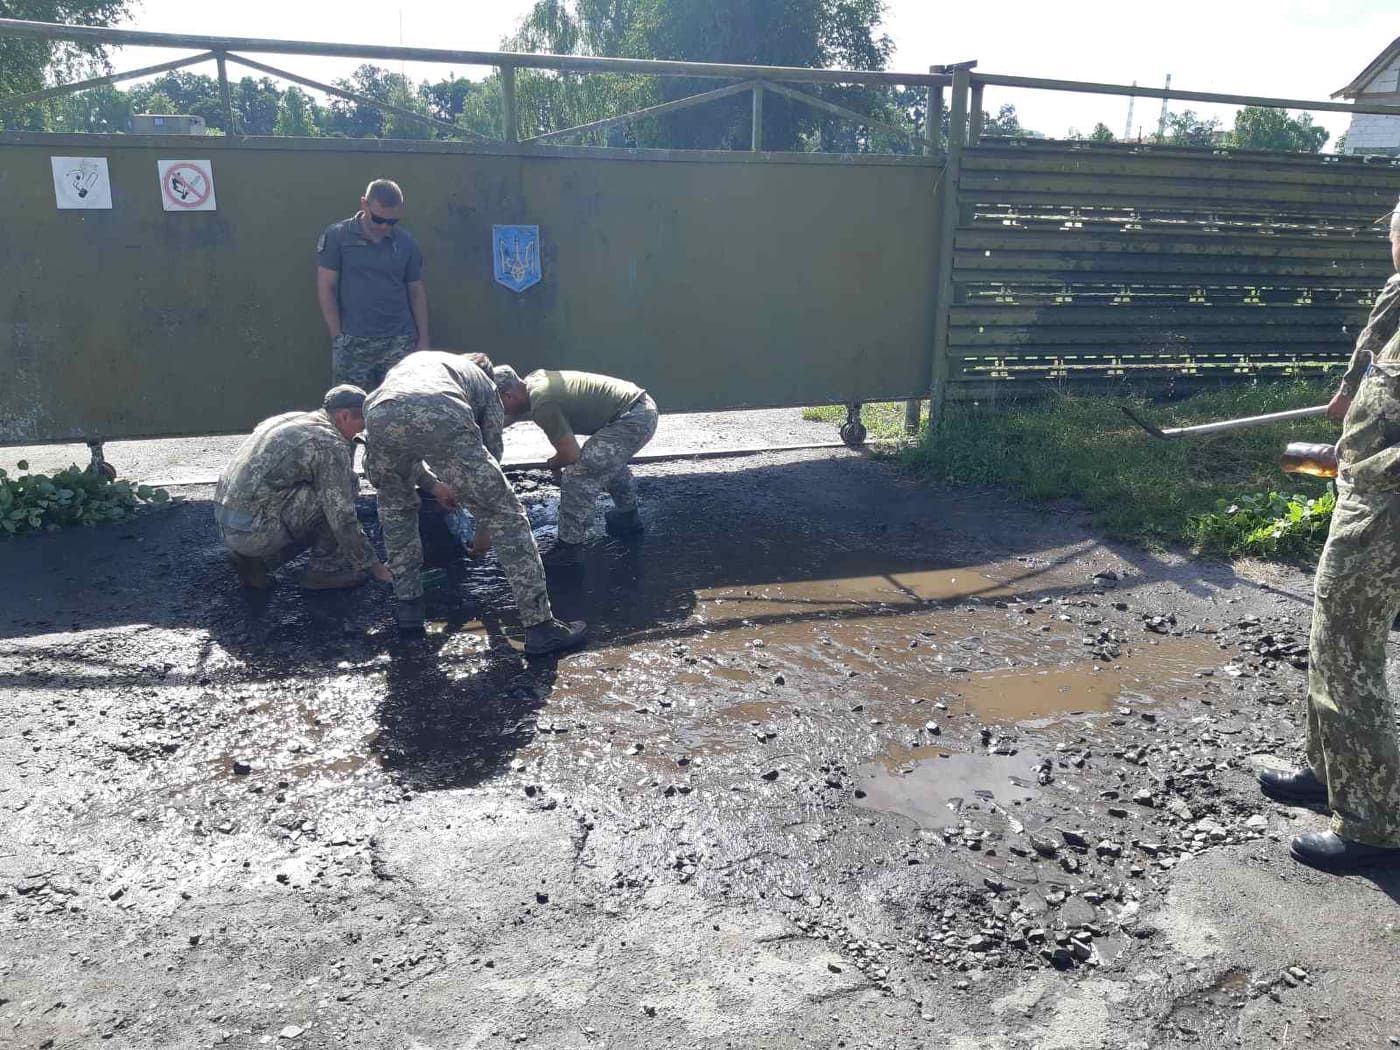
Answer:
[{"left": 0, "top": 134, "right": 941, "bottom": 443}]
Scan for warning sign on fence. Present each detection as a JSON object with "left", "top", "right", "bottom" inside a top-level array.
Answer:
[
  {"left": 51, "top": 157, "right": 112, "bottom": 210},
  {"left": 158, "top": 160, "right": 217, "bottom": 212}
]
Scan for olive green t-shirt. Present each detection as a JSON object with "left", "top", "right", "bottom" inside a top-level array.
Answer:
[{"left": 525, "top": 370, "right": 644, "bottom": 442}]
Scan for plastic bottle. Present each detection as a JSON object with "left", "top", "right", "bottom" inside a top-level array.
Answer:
[
  {"left": 1279, "top": 442, "right": 1338, "bottom": 478},
  {"left": 444, "top": 507, "right": 476, "bottom": 548}
]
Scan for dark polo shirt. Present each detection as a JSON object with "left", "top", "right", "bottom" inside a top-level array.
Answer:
[{"left": 316, "top": 214, "right": 424, "bottom": 339}]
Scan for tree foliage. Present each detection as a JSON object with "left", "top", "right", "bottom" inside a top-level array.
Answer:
[
  {"left": 0, "top": 0, "right": 133, "bottom": 129},
  {"left": 1226, "top": 106, "right": 1328, "bottom": 153},
  {"left": 11, "top": 0, "right": 942, "bottom": 152},
  {"left": 1157, "top": 109, "right": 1220, "bottom": 148}
]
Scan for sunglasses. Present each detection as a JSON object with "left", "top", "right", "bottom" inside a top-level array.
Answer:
[{"left": 368, "top": 211, "right": 400, "bottom": 226}]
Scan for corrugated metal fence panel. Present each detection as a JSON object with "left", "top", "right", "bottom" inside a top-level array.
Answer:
[{"left": 947, "top": 140, "right": 1400, "bottom": 399}]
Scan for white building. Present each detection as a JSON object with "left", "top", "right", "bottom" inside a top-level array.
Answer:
[{"left": 1334, "top": 35, "right": 1400, "bottom": 156}]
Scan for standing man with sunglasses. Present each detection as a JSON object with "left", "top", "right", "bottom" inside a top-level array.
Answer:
[{"left": 316, "top": 178, "right": 430, "bottom": 390}]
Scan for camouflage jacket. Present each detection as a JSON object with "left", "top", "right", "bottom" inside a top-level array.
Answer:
[
  {"left": 1341, "top": 274, "right": 1400, "bottom": 397},
  {"left": 365, "top": 351, "right": 505, "bottom": 461},
  {"left": 214, "top": 409, "right": 376, "bottom": 570}
]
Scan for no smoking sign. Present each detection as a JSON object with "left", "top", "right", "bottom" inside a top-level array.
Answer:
[{"left": 158, "top": 159, "right": 217, "bottom": 212}]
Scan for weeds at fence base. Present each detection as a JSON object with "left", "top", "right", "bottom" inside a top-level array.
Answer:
[
  {"left": 808, "top": 383, "right": 1338, "bottom": 559},
  {"left": 0, "top": 460, "right": 172, "bottom": 536}
]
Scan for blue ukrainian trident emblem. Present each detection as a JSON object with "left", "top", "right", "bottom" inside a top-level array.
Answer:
[{"left": 493, "top": 224, "right": 542, "bottom": 293}]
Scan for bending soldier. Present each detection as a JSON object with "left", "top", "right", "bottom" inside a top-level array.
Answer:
[
  {"left": 493, "top": 367, "right": 658, "bottom": 567},
  {"left": 362, "top": 351, "right": 588, "bottom": 654},
  {"left": 1259, "top": 197, "right": 1400, "bottom": 874},
  {"left": 214, "top": 385, "right": 397, "bottom": 590}
]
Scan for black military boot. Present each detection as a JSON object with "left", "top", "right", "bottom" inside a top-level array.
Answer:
[
  {"left": 299, "top": 566, "right": 369, "bottom": 590},
  {"left": 394, "top": 597, "right": 426, "bottom": 635},
  {"left": 1290, "top": 830, "right": 1400, "bottom": 874},
  {"left": 605, "top": 508, "right": 645, "bottom": 537},
  {"left": 524, "top": 618, "right": 589, "bottom": 656},
  {"left": 1258, "top": 766, "right": 1328, "bottom": 804},
  {"left": 542, "top": 540, "right": 584, "bottom": 567},
  {"left": 229, "top": 552, "right": 272, "bottom": 590}
]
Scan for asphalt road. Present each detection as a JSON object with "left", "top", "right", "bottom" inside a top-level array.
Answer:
[{"left": 1, "top": 447, "right": 1398, "bottom": 1049}]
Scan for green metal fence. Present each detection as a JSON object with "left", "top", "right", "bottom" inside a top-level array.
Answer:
[
  {"left": 4, "top": 19, "right": 1400, "bottom": 445},
  {"left": 936, "top": 71, "right": 1400, "bottom": 404}
]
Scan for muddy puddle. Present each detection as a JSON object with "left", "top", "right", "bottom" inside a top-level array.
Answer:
[
  {"left": 934, "top": 634, "right": 1223, "bottom": 725},
  {"left": 854, "top": 748, "right": 1044, "bottom": 827}
]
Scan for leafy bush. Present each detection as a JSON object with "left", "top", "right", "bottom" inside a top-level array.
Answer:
[
  {"left": 1186, "top": 489, "right": 1335, "bottom": 562},
  {"left": 0, "top": 460, "right": 171, "bottom": 535},
  {"left": 887, "top": 381, "right": 1337, "bottom": 552}
]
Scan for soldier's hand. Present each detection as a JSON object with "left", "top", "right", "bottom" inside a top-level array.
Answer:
[
  {"left": 432, "top": 482, "right": 458, "bottom": 511},
  {"left": 1326, "top": 389, "right": 1352, "bottom": 424},
  {"left": 369, "top": 562, "right": 394, "bottom": 584},
  {"left": 469, "top": 528, "right": 492, "bottom": 558}
]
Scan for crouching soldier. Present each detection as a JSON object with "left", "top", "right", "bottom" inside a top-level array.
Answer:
[
  {"left": 214, "top": 385, "right": 399, "bottom": 590},
  {"left": 362, "top": 350, "right": 587, "bottom": 654},
  {"left": 493, "top": 366, "right": 658, "bottom": 566}
]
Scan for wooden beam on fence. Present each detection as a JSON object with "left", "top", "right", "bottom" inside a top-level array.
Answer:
[
  {"left": 968, "top": 81, "right": 984, "bottom": 144},
  {"left": 757, "top": 80, "right": 922, "bottom": 143},
  {"left": 525, "top": 80, "right": 759, "bottom": 143},
  {"left": 0, "top": 18, "right": 951, "bottom": 88},
  {"left": 223, "top": 52, "right": 494, "bottom": 142},
  {"left": 0, "top": 50, "right": 216, "bottom": 110},
  {"left": 929, "top": 66, "right": 970, "bottom": 423}
]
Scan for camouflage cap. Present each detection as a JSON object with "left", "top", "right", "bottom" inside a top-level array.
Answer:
[
  {"left": 322, "top": 384, "right": 368, "bottom": 413},
  {"left": 492, "top": 364, "right": 523, "bottom": 390}
]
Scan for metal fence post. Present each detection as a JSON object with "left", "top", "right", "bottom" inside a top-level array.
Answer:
[
  {"left": 500, "top": 64, "right": 518, "bottom": 143},
  {"left": 904, "top": 78, "right": 947, "bottom": 435},
  {"left": 751, "top": 83, "right": 764, "bottom": 150},
  {"left": 215, "top": 52, "right": 235, "bottom": 137},
  {"left": 969, "top": 79, "right": 984, "bottom": 143},
  {"left": 928, "top": 67, "right": 969, "bottom": 426},
  {"left": 928, "top": 82, "right": 944, "bottom": 154}
]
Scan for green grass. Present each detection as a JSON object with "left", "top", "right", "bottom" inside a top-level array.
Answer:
[{"left": 810, "top": 383, "right": 1339, "bottom": 556}]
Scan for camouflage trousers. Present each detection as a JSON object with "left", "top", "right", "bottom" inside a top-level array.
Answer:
[
  {"left": 364, "top": 395, "right": 552, "bottom": 624},
  {"left": 215, "top": 486, "right": 346, "bottom": 574},
  {"left": 332, "top": 334, "right": 417, "bottom": 390},
  {"left": 558, "top": 395, "right": 659, "bottom": 544},
  {"left": 1304, "top": 483, "right": 1400, "bottom": 847}
]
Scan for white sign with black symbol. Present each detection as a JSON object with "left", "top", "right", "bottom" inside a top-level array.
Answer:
[
  {"left": 51, "top": 156, "right": 113, "bottom": 209},
  {"left": 158, "top": 159, "right": 217, "bottom": 212}
]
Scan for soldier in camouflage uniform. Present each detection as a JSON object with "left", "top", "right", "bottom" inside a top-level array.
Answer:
[
  {"left": 316, "top": 178, "right": 430, "bottom": 390},
  {"left": 1260, "top": 198, "right": 1400, "bottom": 874},
  {"left": 214, "top": 386, "right": 397, "bottom": 591},
  {"left": 493, "top": 366, "right": 659, "bottom": 567},
  {"left": 363, "top": 351, "right": 588, "bottom": 654}
]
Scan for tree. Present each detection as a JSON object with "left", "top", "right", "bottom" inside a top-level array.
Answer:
[
  {"left": 0, "top": 0, "right": 134, "bottom": 130},
  {"left": 234, "top": 76, "right": 283, "bottom": 135},
  {"left": 1158, "top": 109, "right": 1219, "bottom": 148},
  {"left": 982, "top": 103, "right": 1021, "bottom": 137},
  {"left": 505, "top": 0, "right": 903, "bottom": 151},
  {"left": 1226, "top": 106, "right": 1328, "bottom": 153},
  {"left": 127, "top": 72, "right": 226, "bottom": 130},
  {"left": 1089, "top": 122, "right": 1115, "bottom": 143},
  {"left": 50, "top": 83, "right": 131, "bottom": 132},
  {"left": 273, "top": 87, "right": 322, "bottom": 137}
]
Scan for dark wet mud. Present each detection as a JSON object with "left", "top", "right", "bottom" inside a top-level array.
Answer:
[{"left": 2, "top": 450, "right": 1398, "bottom": 1049}]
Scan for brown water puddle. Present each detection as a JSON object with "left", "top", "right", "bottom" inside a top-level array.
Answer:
[
  {"left": 933, "top": 634, "right": 1223, "bottom": 725},
  {"left": 695, "top": 563, "right": 1031, "bottom": 625}
]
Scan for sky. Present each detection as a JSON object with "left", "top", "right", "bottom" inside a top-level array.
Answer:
[{"left": 101, "top": 0, "right": 1398, "bottom": 147}]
